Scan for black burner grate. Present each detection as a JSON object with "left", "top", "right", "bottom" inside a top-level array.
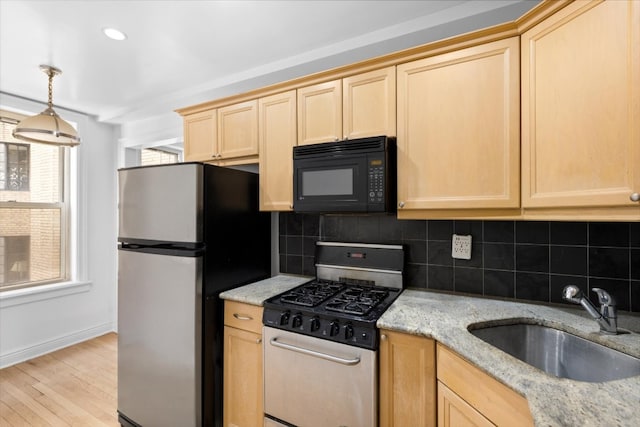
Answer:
[
  {"left": 324, "top": 286, "right": 389, "bottom": 315},
  {"left": 277, "top": 279, "right": 344, "bottom": 307}
]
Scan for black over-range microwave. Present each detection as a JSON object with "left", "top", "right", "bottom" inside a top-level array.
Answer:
[{"left": 293, "top": 135, "right": 396, "bottom": 213}]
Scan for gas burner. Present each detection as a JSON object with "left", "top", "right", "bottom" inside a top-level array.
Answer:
[
  {"left": 277, "top": 280, "right": 344, "bottom": 307},
  {"left": 340, "top": 287, "right": 389, "bottom": 302},
  {"left": 326, "top": 298, "right": 374, "bottom": 315},
  {"left": 325, "top": 286, "right": 389, "bottom": 315}
]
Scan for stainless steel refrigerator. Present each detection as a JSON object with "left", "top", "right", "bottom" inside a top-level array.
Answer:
[{"left": 117, "top": 162, "right": 270, "bottom": 427}]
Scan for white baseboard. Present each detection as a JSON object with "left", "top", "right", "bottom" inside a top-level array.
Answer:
[{"left": 0, "top": 322, "right": 116, "bottom": 369}]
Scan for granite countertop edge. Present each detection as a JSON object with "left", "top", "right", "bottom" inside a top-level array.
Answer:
[
  {"left": 377, "top": 289, "right": 640, "bottom": 427},
  {"left": 219, "top": 274, "right": 312, "bottom": 306}
]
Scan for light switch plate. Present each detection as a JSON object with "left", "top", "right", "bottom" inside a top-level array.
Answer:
[{"left": 452, "top": 234, "right": 472, "bottom": 260}]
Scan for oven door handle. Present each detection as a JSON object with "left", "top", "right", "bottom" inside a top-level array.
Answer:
[{"left": 269, "top": 337, "right": 361, "bottom": 366}]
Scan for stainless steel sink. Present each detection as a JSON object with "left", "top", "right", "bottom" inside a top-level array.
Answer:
[{"left": 469, "top": 322, "right": 640, "bottom": 382}]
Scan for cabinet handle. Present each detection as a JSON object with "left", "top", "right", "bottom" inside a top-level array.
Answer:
[
  {"left": 256, "top": 338, "right": 262, "bottom": 344},
  {"left": 233, "top": 313, "right": 253, "bottom": 321},
  {"left": 380, "top": 334, "right": 387, "bottom": 341},
  {"left": 631, "top": 193, "right": 640, "bottom": 202},
  {"left": 398, "top": 202, "right": 405, "bottom": 208}
]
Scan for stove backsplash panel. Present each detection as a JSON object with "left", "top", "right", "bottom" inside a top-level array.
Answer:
[{"left": 278, "top": 213, "right": 640, "bottom": 313}]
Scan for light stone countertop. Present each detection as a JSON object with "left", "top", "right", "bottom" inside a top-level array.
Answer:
[
  {"left": 220, "top": 274, "right": 311, "bottom": 305},
  {"left": 377, "top": 289, "right": 640, "bottom": 427}
]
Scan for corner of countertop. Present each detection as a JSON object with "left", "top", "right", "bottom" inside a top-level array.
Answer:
[{"left": 219, "top": 274, "right": 312, "bottom": 306}]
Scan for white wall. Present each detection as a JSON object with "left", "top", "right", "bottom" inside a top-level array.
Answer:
[{"left": 0, "top": 93, "right": 118, "bottom": 368}]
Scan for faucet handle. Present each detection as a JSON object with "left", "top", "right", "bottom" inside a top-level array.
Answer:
[
  {"left": 592, "top": 288, "right": 615, "bottom": 306},
  {"left": 562, "top": 285, "right": 583, "bottom": 303}
]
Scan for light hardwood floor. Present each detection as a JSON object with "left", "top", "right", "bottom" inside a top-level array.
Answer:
[{"left": 0, "top": 333, "right": 119, "bottom": 426}]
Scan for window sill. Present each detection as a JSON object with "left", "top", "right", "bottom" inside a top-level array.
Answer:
[{"left": 0, "top": 280, "right": 92, "bottom": 309}]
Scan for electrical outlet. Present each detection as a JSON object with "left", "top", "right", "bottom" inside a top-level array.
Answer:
[{"left": 452, "top": 234, "right": 472, "bottom": 260}]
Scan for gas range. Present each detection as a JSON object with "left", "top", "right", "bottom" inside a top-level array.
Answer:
[{"left": 263, "top": 242, "right": 404, "bottom": 350}]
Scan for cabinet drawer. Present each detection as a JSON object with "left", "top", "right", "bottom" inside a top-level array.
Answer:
[
  {"left": 436, "top": 344, "right": 533, "bottom": 427},
  {"left": 224, "top": 301, "right": 263, "bottom": 334}
]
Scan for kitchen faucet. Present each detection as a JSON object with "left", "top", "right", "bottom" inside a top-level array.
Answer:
[{"left": 562, "top": 285, "right": 618, "bottom": 334}]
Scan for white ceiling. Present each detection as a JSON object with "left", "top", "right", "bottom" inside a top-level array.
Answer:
[{"left": 0, "top": 0, "right": 538, "bottom": 130}]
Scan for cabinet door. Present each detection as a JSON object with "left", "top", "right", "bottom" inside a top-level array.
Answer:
[
  {"left": 343, "top": 67, "right": 396, "bottom": 139},
  {"left": 259, "top": 90, "right": 296, "bottom": 211},
  {"left": 397, "top": 37, "right": 520, "bottom": 210},
  {"left": 521, "top": 0, "right": 640, "bottom": 208},
  {"left": 183, "top": 109, "right": 217, "bottom": 162},
  {"left": 297, "top": 80, "right": 342, "bottom": 145},
  {"left": 379, "top": 330, "right": 436, "bottom": 427},
  {"left": 437, "top": 382, "right": 494, "bottom": 427},
  {"left": 436, "top": 344, "right": 533, "bottom": 427},
  {"left": 218, "top": 100, "right": 259, "bottom": 159},
  {"left": 223, "top": 326, "right": 263, "bottom": 427}
]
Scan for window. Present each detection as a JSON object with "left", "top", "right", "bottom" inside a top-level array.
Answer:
[
  {"left": 0, "top": 111, "right": 69, "bottom": 291},
  {"left": 140, "top": 147, "right": 178, "bottom": 166},
  {"left": 0, "top": 143, "right": 30, "bottom": 191}
]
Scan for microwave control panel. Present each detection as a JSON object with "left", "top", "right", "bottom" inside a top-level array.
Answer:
[{"left": 368, "top": 157, "right": 385, "bottom": 204}]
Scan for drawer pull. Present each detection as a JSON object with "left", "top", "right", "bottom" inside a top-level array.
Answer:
[{"left": 233, "top": 313, "right": 253, "bottom": 321}]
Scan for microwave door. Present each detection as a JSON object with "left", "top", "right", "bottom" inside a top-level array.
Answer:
[{"left": 294, "top": 157, "right": 368, "bottom": 212}]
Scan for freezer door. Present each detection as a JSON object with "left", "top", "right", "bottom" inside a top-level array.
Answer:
[
  {"left": 118, "top": 163, "right": 203, "bottom": 243},
  {"left": 118, "top": 249, "right": 202, "bottom": 427}
]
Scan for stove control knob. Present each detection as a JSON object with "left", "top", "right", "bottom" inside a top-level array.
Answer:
[
  {"left": 344, "top": 323, "right": 354, "bottom": 340},
  {"left": 292, "top": 313, "right": 303, "bottom": 328},
  {"left": 309, "top": 316, "right": 320, "bottom": 332},
  {"left": 279, "top": 311, "right": 290, "bottom": 326},
  {"left": 329, "top": 320, "right": 340, "bottom": 336}
]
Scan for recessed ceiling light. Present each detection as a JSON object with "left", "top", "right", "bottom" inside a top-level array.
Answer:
[{"left": 103, "top": 28, "right": 127, "bottom": 41}]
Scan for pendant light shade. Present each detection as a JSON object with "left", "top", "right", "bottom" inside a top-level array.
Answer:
[{"left": 12, "top": 65, "right": 80, "bottom": 147}]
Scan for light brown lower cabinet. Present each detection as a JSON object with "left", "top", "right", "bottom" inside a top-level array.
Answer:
[
  {"left": 379, "top": 333, "right": 534, "bottom": 427},
  {"left": 223, "top": 301, "right": 263, "bottom": 427},
  {"left": 436, "top": 343, "right": 534, "bottom": 427},
  {"left": 438, "top": 381, "right": 494, "bottom": 427},
  {"left": 379, "top": 329, "right": 437, "bottom": 427}
]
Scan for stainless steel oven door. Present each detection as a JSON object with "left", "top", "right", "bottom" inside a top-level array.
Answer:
[{"left": 263, "top": 327, "right": 377, "bottom": 427}]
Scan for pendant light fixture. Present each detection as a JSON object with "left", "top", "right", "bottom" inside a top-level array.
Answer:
[{"left": 12, "top": 65, "right": 80, "bottom": 147}]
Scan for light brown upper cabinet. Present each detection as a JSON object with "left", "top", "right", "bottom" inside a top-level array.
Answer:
[
  {"left": 396, "top": 37, "right": 520, "bottom": 214},
  {"left": 182, "top": 100, "right": 258, "bottom": 165},
  {"left": 183, "top": 109, "right": 217, "bottom": 162},
  {"left": 217, "top": 99, "right": 259, "bottom": 161},
  {"left": 521, "top": 0, "right": 640, "bottom": 214},
  {"left": 297, "top": 80, "right": 342, "bottom": 145},
  {"left": 343, "top": 67, "right": 396, "bottom": 140},
  {"left": 259, "top": 90, "right": 297, "bottom": 211},
  {"left": 297, "top": 67, "right": 396, "bottom": 146}
]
